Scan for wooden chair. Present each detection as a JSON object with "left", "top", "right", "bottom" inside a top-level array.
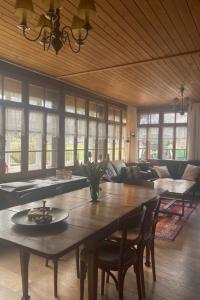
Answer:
[
  {"left": 79, "top": 205, "right": 150, "bottom": 300},
  {"left": 109, "top": 196, "right": 161, "bottom": 298}
]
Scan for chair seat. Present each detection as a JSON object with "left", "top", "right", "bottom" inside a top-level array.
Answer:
[
  {"left": 81, "top": 240, "right": 137, "bottom": 270},
  {"left": 110, "top": 226, "right": 140, "bottom": 244}
]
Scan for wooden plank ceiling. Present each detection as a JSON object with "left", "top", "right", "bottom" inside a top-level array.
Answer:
[{"left": 1, "top": 0, "right": 200, "bottom": 107}]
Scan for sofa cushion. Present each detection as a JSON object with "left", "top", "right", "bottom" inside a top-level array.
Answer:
[
  {"left": 182, "top": 164, "right": 200, "bottom": 181},
  {"left": 153, "top": 166, "right": 171, "bottom": 178},
  {"left": 105, "top": 162, "right": 118, "bottom": 179}
]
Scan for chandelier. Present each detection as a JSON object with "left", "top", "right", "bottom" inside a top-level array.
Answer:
[
  {"left": 174, "top": 84, "right": 189, "bottom": 116},
  {"left": 15, "top": 0, "right": 96, "bottom": 54}
]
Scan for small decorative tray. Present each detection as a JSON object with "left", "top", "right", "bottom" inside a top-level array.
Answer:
[{"left": 11, "top": 201, "right": 69, "bottom": 228}]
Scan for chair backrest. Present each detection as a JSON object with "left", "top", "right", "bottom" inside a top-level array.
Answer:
[
  {"left": 116, "top": 196, "right": 160, "bottom": 269},
  {"left": 141, "top": 196, "right": 160, "bottom": 242}
]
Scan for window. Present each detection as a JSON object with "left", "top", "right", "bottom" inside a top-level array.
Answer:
[
  {"left": 45, "top": 88, "right": 59, "bottom": 109},
  {"left": 29, "top": 111, "right": 44, "bottom": 170},
  {"left": 108, "top": 124, "right": 114, "bottom": 160},
  {"left": 29, "top": 84, "right": 44, "bottom": 106},
  {"left": 162, "top": 127, "right": 174, "bottom": 159},
  {"left": 121, "top": 125, "right": 126, "bottom": 161},
  {"left": 65, "top": 95, "right": 75, "bottom": 113},
  {"left": 46, "top": 114, "right": 59, "bottom": 169},
  {"left": 138, "top": 111, "right": 187, "bottom": 160},
  {"left": 88, "top": 120, "right": 97, "bottom": 161},
  {"left": 115, "top": 125, "right": 120, "bottom": 160},
  {"left": 108, "top": 106, "right": 121, "bottom": 122},
  {"left": 89, "top": 101, "right": 105, "bottom": 119},
  {"left": 175, "top": 127, "right": 187, "bottom": 160},
  {"left": 65, "top": 117, "right": 75, "bottom": 166},
  {"left": 29, "top": 84, "right": 58, "bottom": 109},
  {"left": 97, "top": 122, "right": 106, "bottom": 161},
  {"left": 139, "top": 113, "right": 159, "bottom": 125},
  {"left": 0, "top": 71, "right": 127, "bottom": 178},
  {"left": 65, "top": 95, "right": 86, "bottom": 115},
  {"left": 77, "top": 119, "right": 86, "bottom": 164},
  {"left": 3, "top": 77, "right": 22, "bottom": 102},
  {"left": 5, "top": 108, "right": 23, "bottom": 173}
]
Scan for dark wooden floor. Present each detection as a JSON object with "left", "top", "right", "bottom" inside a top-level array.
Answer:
[{"left": 0, "top": 205, "right": 200, "bottom": 300}]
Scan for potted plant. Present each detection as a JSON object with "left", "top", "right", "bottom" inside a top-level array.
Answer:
[{"left": 81, "top": 160, "right": 108, "bottom": 202}]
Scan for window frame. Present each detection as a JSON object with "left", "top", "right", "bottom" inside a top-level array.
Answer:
[{"left": 137, "top": 111, "right": 188, "bottom": 161}]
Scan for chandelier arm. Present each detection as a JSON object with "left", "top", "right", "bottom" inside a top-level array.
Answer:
[
  {"left": 23, "top": 25, "right": 51, "bottom": 42},
  {"left": 62, "top": 29, "right": 80, "bottom": 53},
  {"left": 62, "top": 25, "right": 88, "bottom": 43}
]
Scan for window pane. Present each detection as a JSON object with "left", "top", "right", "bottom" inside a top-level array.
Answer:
[
  {"left": 3, "top": 77, "right": 22, "bottom": 102},
  {"left": 108, "top": 107, "right": 115, "bottom": 121},
  {"left": 5, "top": 108, "right": 23, "bottom": 173},
  {"left": 98, "top": 123, "right": 106, "bottom": 161},
  {"left": 29, "top": 84, "right": 44, "bottom": 106},
  {"left": 108, "top": 124, "right": 114, "bottom": 160},
  {"left": 65, "top": 95, "right": 75, "bottom": 113},
  {"left": 122, "top": 110, "right": 127, "bottom": 124},
  {"left": 114, "top": 109, "right": 120, "bottom": 122},
  {"left": 176, "top": 112, "right": 187, "bottom": 123},
  {"left": 148, "top": 127, "right": 159, "bottom": 159},
  {"left": 162, "top": 127, "right": 174, "bottom": 159},
  {"left": 45, "top": 88, "right": 58, "bottom": 109},
  {"left": 0, "top": 107, "right": 3, "bottom": 172},
  {"left": 138, "top": 127, "right": 147, "bottom": 160},
  {"left": 140, "top": 114, "right": 149, "bottom": 125},
  {"left": 150, "top": 114, "right": 159, "bottom": 124},
  {"left": 121, "top": 125, "right": 126, "bottom": 160},
  {"left": 29, "top": 111, "right": 43, "bottom": 170},
  {"left": 175, "top": 127, "right": 187, "bottom": 160},
  {"left": 97, "top": 104, "right": 105, "bottom": 119},
  {"left": 89, "top": 102, "right": 96, "bottom": 117},
  {"left": 163, "top": 113, "right": 175, "bottom": 123},
  {"left": 88, "top": 120, "right": 97, "bottom": 161},
  {"left": 77, "top": 97, "right": 85, "bottom": 115},
  {"left": 77, "top": 119, "right": 86, "bottom": 164},
  {"left": 65, "top": 117, "right": 75, "bottom": 166},
  {"left": 46, "top": 114, "right": 59, "bottom": 168}
]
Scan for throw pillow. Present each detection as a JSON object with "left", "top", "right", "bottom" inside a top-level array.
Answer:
[
  {"left": 182, "top": 164, "right": 200, "bottom": 181},
  {"left": 153, "top": 166, "right": 171, "bottom": 178}
]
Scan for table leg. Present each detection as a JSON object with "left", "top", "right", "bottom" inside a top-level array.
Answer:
[
  {"left": 87, "top": 249, "right": 98, "bottom": 300},
  {"left": 20, "top": 248, "right": 30, "bottom": 300}
]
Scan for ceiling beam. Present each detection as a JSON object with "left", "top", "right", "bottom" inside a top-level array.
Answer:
[{"left": 58, "top": 48, "right": 200, "bottom": 78}]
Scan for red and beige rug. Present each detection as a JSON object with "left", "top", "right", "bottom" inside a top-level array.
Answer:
[{"left": 155, "top": 200, "right": 196, "bottom": 241}]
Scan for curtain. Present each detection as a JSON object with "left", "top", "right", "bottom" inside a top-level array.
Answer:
[{"left": 187, "top": 102, "right": 200, "bottom": 160}]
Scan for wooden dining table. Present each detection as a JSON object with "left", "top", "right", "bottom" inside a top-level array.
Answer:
[{"left": 0, "top": 182, "right": 162, "bottom": 300}]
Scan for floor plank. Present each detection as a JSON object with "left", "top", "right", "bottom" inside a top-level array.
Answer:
[{"left": 0, "top": 205, "right": 200, "bottom": 300}]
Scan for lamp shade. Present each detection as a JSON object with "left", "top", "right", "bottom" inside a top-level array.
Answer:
[
  {"left": 42, "top": 0, "right": 64, "bottom": 9},
  {"left": 71, "top": 16, "right": 85, "bottom": 37},
  {"left": 78, "top": 0, "right": 96, "bottom": 19},
  {"left": 15, "top": 0, "right": 35, "bottom": 19}
]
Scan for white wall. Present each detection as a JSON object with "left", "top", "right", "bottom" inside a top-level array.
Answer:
[{"left": 126, "top": 105, "right": 137, "bottom": 162}]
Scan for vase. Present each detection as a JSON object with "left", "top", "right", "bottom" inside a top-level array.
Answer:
[{"left": 90, "top": 184, "right": 99, "bottom": 202}]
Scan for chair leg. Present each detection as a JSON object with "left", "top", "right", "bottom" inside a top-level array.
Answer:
[
  {"left": 76, "top": 247, "right": 80, "bottom": 279},
  {"left": 80, "top": 260, "right": 87, "bottom": 300},
  {"left": 134, "top": 264, "right": 143, "bottom": 300},
  {"left": 101, "top": 270, "right": 105, "bottom": 295},
  {"left": 53, "top": 259, "right": 58, "bottom": 298},
  {"left": 145, "top": 242, "right": 151, "bottom": 267},
  {"left": 140, "top": 253, "right": 145, "bottom": 298},
  {"left": 118, "top": 271, "right": 125, "bottom": 300},
  {"left": 151, "top": 239, "right": 156, "bottom": 282}
]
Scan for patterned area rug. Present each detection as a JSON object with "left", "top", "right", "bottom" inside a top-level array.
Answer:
[{"left": 155, "top": 200, "right": 196, "bottom": 241}]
